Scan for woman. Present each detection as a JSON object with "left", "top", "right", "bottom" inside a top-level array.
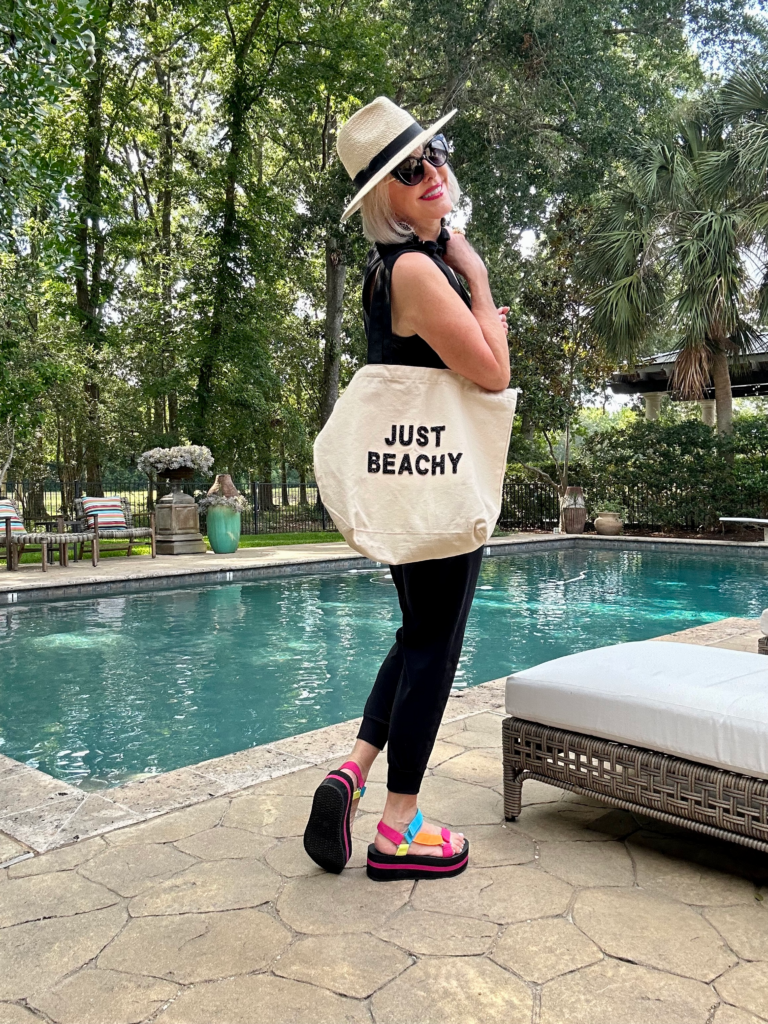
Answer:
[{"left": 303, "top": 97, "right": 510, "bottom": 881}]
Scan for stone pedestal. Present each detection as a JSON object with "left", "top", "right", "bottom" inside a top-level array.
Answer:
[
  {"left": 155, "top": 490, "right": 206, "bottom": 555},
  {"left": 644, "top": 393, "right": 662, "bottom": 421}
]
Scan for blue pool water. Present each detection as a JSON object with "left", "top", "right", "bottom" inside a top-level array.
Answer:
[{"left": 1, "top": 547, "right": 765, "bottom": 788}]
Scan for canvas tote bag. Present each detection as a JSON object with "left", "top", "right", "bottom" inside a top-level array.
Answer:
[{"left": 314, "top": 363, "right": 517, "bottom": 565}]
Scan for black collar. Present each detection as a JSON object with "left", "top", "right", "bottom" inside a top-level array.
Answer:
[{"left": 376, "top": 223, "right": 451, "bottom": 261}]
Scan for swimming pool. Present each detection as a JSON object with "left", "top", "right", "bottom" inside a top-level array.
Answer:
[{"left": 1, "top": 546, "right": 765, "bottom": 788}]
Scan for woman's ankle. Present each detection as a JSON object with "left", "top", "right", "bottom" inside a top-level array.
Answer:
[
  {"left": 381, "top": 793, "right": 418, "bottom": 830},
  {"left": 346, "top": 739, "right": 379, "bottom": 780}
]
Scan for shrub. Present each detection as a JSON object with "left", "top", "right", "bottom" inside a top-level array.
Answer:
[{"left": 569, "top": 416, "right": 768, "bottom": 529}]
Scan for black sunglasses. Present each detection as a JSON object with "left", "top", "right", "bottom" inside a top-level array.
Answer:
[{"left": 390, "top": 135, "right": 450, "bottom": 186}]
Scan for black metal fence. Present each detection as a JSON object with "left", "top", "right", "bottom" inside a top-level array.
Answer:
[
  {"left": 0, "top": 477, "right": 340, "bottom": 535},
  {"left": 498, "top": 479, "right": 560, "bottom": 531},
  {"left": 2, "top": 474, "right": 765, "bottom": 536}
]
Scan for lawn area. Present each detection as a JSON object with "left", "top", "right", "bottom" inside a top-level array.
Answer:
[
  {"left": 236, "top": 532, "right": 344, "bottom": 547},
  {"left": 10, "top": 532, "right": 346, "bottom": 565}
]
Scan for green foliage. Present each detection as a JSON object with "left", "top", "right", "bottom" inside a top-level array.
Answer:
[
  {"left": 580, "top": 90, "right": 768, "bottom": 433},
  {"left": 595, "top": 500, "right": 628, "bottom": 516},
  {"left": 0, "top": 0, "right": 98, "bottom": 234},
  {"left": 2, "top": 0, "right": 767, "bottom": 491},
  {"left": 572, "top": 415, "right": 768, "bottom": 527}
]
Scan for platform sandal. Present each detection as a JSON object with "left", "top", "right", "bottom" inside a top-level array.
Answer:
[
  {"left": 366, "top": 809, "right": 469, "bottom": 881},
  {"left": 303, "top": 760, "right": 366, "bottom": 874}
]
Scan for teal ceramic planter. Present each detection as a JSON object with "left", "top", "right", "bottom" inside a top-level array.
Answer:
[{"left": 206, "top": 505, "right": 241, "bottom": 553}]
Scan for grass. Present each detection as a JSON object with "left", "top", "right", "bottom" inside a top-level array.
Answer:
[
  {"left": 6, "top": 531, "right": 346, "bottom": 566},
  {"left": 236, "top": 532, "right": 344, "bottom": 547}
]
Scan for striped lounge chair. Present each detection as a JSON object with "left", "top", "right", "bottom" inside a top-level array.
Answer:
[
  {"left": 0, "top": 499, "right": 94, "bottom": 571},
  {"left": 0, "top": 498, "right": 26, "bottom": 569},
  {"left": 74, "top": 496, "right": 156, "bottom": 561}
]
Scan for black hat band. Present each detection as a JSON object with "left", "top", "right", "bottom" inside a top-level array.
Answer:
[{"left": 353, "top": 121, "right": 424, "bottom": 190}]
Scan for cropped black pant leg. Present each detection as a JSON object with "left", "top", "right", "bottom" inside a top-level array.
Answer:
[{"left": 357, "top": 545, "right": 484, "bottom": 794}]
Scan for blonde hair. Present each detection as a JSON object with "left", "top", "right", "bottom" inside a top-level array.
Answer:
[{"left": 360, "top": 164, "right": 462, "bottom": 244}]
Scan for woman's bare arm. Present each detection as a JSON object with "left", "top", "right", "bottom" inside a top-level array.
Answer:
[{"left": 390, "top": 236, "right": 510, "bottom": 392}]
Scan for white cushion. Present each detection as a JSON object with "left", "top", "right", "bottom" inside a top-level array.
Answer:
[{"left": 505, "top": 641, "right": 768, "bottom": 779}]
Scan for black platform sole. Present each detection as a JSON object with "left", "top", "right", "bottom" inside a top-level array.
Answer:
[
  {"left": 303, "top": 775, "right": 352, "bottom": 874},
  {"left": 366, "top": 840, "right": 469, "bottom": 882}
]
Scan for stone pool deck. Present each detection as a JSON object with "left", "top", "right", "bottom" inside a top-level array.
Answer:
[{"left": 0, "top": 616, "right": 766, "bottom": 1024}]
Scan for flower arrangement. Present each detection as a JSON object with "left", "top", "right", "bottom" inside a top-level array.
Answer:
[
  {"left": 198, "top": 493, "right": 249, "bottom": 513},
  {"left": 137, "top": 445, "right": 214, "bottom": 477}
]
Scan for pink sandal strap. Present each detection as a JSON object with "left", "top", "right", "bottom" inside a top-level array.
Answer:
[
  {"left": 339, "top": 761, "right": 365, "bottom": 790},
  {"left": 376, "top": 820, "right": 405, "bottom": 846},
  {"left": 441, "top": 827, "right": 452, "bottom": 858},
  {"left": 377, "top": 812, "right": 460, "bottom": 858},
  {"left": 327, "top": 760, "right": 366, "bottom": 799}
]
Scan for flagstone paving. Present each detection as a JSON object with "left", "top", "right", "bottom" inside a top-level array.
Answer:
[{"left": 1, "top": 620, "right": 767, "bottom": 1022}]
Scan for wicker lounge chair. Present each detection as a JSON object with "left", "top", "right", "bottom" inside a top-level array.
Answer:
[
  {"left": 503, "top": 640, "right": 768, "bottom": 853},
  {"left": 2, "top": 500, "right": 96, "bottom": 571},
  {"left": 1, "top": 499, "right": 55, "bottom": 570},
  {"left": 73, "top": 496, "right": 156, "bottom": 561},
  {"left": 10, "top": 526, "right": 97, "bottom": 570}
]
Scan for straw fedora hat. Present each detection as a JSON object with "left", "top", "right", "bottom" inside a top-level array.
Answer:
[{"left": 336, "top": 97, "right": 457, "bottom": 223}]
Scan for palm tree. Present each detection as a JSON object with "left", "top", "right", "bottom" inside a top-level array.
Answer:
[
  {"left": 582, "top": 109, "right": 767, "bottom": 433},
  {"left": 716, "top": 62, "right": 768, "bottom": 321}
]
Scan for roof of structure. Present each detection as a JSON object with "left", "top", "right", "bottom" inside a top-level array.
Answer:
[{"left": 610, "top": 341, "right": 768, "bottom": 398}]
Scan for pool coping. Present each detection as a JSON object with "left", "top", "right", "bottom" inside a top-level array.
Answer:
[
  {"left": 1, "top": 615, "right": 762, "bottom": 864},
  {"left": 3, "top": 532, "right": 768, "bottom": 604},
  {"left": 0, "top": 676, "right": 509, "bottom": 863},
  {"left": 0, "top": 534, "right": 764, "bottom": 863}
]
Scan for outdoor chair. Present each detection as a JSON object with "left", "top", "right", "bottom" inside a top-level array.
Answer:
[
  {"left": 1, "top": 499, "right": 95, "bottom": 572},
  {"left": 73, "top": 496, "right": 156, "bottom": 561},
  {"left": 0, "top": 498, "right": 26, "bottom": 570},
  {"left": 503, "top": 640, "right": 768, "bottom": 853}
]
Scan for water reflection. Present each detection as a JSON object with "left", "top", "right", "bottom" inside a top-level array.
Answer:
[{"left": 0, "top": 550, "right": 765, "bottom": 787}]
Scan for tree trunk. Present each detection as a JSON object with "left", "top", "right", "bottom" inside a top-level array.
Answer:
[
  {"left": 0, "top": 423, "right": 14, "bottom": 490},
  {"left": 84, "top": 381, "right": 104, "bottom": 496},
  {"left": 280, "top": 443, "right": 289, "bottom": 506},
  {"left": 521, "top": 410, "right": 534, "bottom": 440},
  {"left": 711, "top": 347, "right": 733, "bottom": 434},
  {"left": 168, "top": 390, "right": 178, "bottom": 435},
  {"left": 153, "top": 19, "right": 174, "bottom": 435},
  {"left": 193, "top": 120, "right": 241, "bottom": 441},
  {"left": 256, "top": 449, "right": 276, "bottom": 510},
  {"left": 75, "top": 39, "right": 106, "bottom": 492},
  {"left": 192, "top": 4, "right": 273, "bottom": 441},
  {"left": 299, "top": 466, "right": 308, "bottom": 506},
  {"left": 319, "top": 237, "right": 346, "bottom": 428},
  {"left": 153, "top": 396, "right": 165, "bottom": 434}
]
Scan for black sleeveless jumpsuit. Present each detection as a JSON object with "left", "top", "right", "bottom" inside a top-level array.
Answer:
[{"left": 356, "top": 226, "right": 485, "bottom": 794}]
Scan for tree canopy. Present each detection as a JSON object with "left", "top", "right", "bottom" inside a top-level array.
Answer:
[{"left": 1, "top": 0, "right": 766, "bottom": 491}]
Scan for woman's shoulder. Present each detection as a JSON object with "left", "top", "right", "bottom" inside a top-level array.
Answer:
[
  {"left": 390, "top": 249, "right": 452, "bottom": 289},
  {"left": 363, "top": 243, "right": 438, "bottom": 301}
]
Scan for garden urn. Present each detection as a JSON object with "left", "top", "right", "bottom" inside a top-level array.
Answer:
[
  {"left": 561, "top": 486, "right": 587, "bottom": 535},
  {"left": 204, "top": 474, "right": 243, "bottom": 554},
  {"left": 155, "top": 468, "right": 206, "bottom": 556},
  {"left": 139, "top": 446, "right": 211, "bottom": 555},
  {"left": 594, "top": 511, "right": 623, "bottom": 536}
]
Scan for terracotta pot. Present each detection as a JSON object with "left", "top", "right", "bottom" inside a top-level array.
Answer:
[
  {"left": 594, "top": 512, "right": 623, "bottom": 536},
  {"left": 562, "top": 506, "right": 587, "bottom": 534},
  {"left": 207, "top": 473, "right": 239, "bottom": 498}
]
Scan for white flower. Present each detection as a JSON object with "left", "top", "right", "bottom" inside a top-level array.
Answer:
[
  {"left": 198, "top": 494, "right": 249, "bottom": 513},
  {"left": 138, "top": 446, "right": 214, "bottom": 476}
]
